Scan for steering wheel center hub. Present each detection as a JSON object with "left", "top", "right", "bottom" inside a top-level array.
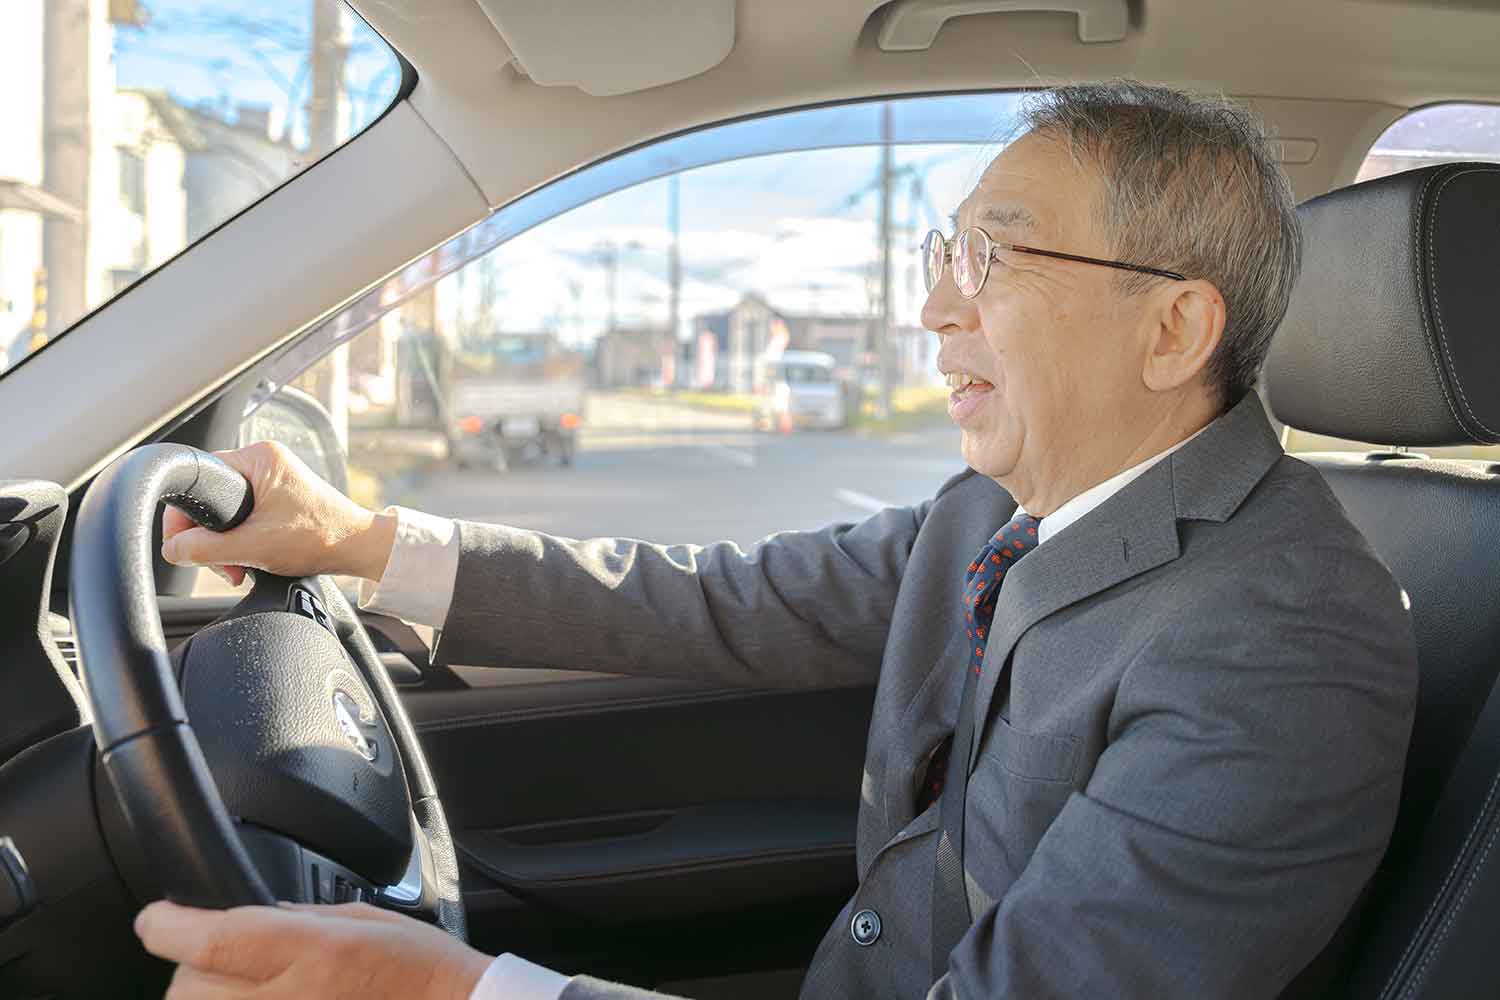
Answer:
[{"left": 179, "top": 610, "right": 412, "bottom": 885}]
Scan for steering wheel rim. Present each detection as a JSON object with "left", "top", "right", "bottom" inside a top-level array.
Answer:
[{"left": 70, "top": 443, "right": 466, "bottom": 938}]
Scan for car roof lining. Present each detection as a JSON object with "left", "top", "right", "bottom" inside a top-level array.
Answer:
[{"left": 354, "top": 0, "right": 1497, "bottom": 213}]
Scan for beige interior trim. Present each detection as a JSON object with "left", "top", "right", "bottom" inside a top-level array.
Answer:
[
  {"left": 876, "top": 0, "right": 1131, "bottom": 49},
  {"left": 475, "top": 0, "right": 736, "bottom": 97},
  {"left": 364, "top": 0, "right": 1489, "bottom": 213}
]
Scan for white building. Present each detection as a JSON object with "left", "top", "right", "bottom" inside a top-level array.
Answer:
[{"left": 0, "top": 0, "right": 58, "bottom": 360}]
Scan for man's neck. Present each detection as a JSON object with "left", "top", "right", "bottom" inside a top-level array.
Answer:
[{"left": 1008, "top": 398, "right": 1218, "bottom": 518}]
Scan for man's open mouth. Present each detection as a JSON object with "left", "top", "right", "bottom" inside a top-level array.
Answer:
[{"left": 946, "top": 370, "right": 995, "bottom": 399}]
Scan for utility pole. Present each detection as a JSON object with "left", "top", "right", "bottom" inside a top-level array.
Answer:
[
  {"left": 307, "top": 0, "right": 350, "bottom": 158},
  {"left": 667, "top": 173, "right": 681, "bottom": 387},
  {"left": 876, "top": 102, "right": 895, "bottom": 420},
  {"left": 42, "top": 0, "right": 92, "bottom": 341},
  {"left": 595, "top": 241, "right": 620, "bottom": 335},
  {"left": 307, "top": 0, "right": 352, "bottom": 448}
]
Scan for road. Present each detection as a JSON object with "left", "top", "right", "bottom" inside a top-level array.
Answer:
[{"left": 379, "top": 391, "right": 965, "bottom": 549}]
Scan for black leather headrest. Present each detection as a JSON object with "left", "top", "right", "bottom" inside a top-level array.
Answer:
[{"left": 1265, "top": 163, "right": 1500, "bottom": 446}]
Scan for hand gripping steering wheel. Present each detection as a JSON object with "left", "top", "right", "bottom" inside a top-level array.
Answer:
[{"left": 69, "top": 444, "right": 466, "bottom": 937}]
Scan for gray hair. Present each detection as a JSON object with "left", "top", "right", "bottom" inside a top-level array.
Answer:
[{"left": 1018, "top": 81, "right": 1302, "bottom": 408}]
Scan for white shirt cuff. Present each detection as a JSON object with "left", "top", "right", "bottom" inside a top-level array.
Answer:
[
  {"left": 470, "top": 953, "right": 572, "bottom": 1000},
  {"left": 356, "top": 506, "right": 460, "bottom": 629}
]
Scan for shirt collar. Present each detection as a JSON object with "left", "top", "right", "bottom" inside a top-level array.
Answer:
[{"left": 1018, "top": 426, "right": 1208, "bottom": 546}]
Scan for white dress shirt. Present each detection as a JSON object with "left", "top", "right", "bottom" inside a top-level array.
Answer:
[{"left": 357, "top": 429, "right": 1205, "bottom": 1000}]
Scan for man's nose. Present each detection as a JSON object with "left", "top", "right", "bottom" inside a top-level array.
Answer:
[{"left": 920, "top": 271, "right": 978, "bottom": 338}]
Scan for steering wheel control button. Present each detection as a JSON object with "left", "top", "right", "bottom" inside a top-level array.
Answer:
[
  {"left": 850, "top": 908, "right": 881, "bottom": 946},
  {"left": 0, "top": 837, "right": 37, "bottom": 926},
  {"left": 289, "top": 585, "right": 334, "bottom": 634}
]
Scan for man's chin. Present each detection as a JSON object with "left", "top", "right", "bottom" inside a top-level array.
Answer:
[{"left": 958, "top": 432, "right": 1016, "bottom": 480}]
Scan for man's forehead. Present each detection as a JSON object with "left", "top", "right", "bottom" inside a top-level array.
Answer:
[{"left": 951, "top": 136, "right": 1089, "bottom": 238}]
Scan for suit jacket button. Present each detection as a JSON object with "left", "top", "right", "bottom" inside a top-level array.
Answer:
[{"left": 851, "top": 908, "right": 881, "bottom": 946}]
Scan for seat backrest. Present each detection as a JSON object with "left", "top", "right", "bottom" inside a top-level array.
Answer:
[{"left": 1264, "top": 162, "right": 1500, "bottom": 998}]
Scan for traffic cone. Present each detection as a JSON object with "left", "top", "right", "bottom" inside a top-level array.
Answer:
[{"left": 778, "top": 411, "right": 794, "bottom": 435}]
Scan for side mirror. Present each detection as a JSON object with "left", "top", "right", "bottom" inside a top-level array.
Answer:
[{"left": 239, "top": 386, "right": 351, "bottom": 496}]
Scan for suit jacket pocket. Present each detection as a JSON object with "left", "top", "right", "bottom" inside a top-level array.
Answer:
[
  {"left": 984, "top": 715, "right": 1079, "bottom": 783},
  {"left": 964, "top": 719, "right": 1081, "bottom": 895}
]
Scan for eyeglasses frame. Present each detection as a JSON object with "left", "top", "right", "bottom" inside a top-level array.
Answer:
[{"left": 924, "top": 227, "right": 1187, "bottom": 299}]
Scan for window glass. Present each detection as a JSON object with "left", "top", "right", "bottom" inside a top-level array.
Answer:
[
  {"left": 223, "top": 96, "right": 1021, "bottom": 597},
  {"left": 0, "top": 0, "right": 402, "bottom": 372},
  {"left": 1283, "top": 104, "right": 1500, "bottom": 459}
]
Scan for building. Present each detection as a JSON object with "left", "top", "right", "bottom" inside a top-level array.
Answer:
[
  {"left": 598, "top": 325, "right": 671, "bottom": 387},
  {"left": 0, "top": 0, "right": 301, "bottom": 367},
  {"left": 686, "top": 293, "right": 937, "bottom": 394}
]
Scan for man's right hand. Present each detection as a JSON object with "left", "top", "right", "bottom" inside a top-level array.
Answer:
[{"left": 161, "top": 441, "right": 397, "bottom": 586}]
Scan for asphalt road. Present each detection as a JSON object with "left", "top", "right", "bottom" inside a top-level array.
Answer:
[{"left": 382, "top": 391, "right": 966, "bottom": 549}]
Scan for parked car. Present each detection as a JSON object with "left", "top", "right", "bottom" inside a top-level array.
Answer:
[{"left": 754, "top": 351, "right": 846, "bottom": 430}]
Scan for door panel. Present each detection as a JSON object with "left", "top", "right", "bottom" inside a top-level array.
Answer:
[{"left": 405, "top": 654, "right": 875, "bottom": 984}]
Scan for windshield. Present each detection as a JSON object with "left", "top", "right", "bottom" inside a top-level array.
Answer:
[
  {"left": 0, "top": 0, "right": 403, "bottom": 373},
  {"left": 779, "top": 364, "right": 836, "bottom": 384}
]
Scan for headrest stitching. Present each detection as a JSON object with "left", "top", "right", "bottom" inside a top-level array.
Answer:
[
  {"left": 1411, "top": 167, "right": 1473, "bottom": 442},
  {"left": 1426, "top": 165, "right": 1500, "bottom": 441}
]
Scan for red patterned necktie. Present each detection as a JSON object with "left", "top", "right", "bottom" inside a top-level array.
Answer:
[{"left": 917, "top": 511, "right": 1042, "bottom": 812}]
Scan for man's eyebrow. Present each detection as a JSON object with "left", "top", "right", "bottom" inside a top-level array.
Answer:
[{"left": 977, "top": 206, "right": 1037, "bottom": 232}]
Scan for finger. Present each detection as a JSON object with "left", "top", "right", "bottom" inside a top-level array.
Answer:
[
  {"left": 163, "top": 965, "right": 255, "bottom": 1000},
  {"left": 208, "top": 446, "right": 266, "bottom": 483},
  {"left": 280, "top": 901, "right": 412, "bottom": 926},
  {"left": 135, "top": 901, "right": 298, "bottom": 980},
  {"left": 162, "top": 526, "right": 250, "bottom": 569},
  {"left": 206, "top": 564, "right": 248, "bottom": 589},
  {"left": 163, "top": 505, "right": 198, "bottom": 542}
]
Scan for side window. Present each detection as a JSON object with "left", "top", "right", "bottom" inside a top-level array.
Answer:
[
  {"left": 234, "top": 98, "right": 1016, "bottom": 569},
  {"left": 1282, "top": 103, "right": 1500, "bottom": 459}
]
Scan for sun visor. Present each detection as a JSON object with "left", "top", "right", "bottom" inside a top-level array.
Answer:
[{"left": 475, "top": 0, "right": 736, "bottom": 97}]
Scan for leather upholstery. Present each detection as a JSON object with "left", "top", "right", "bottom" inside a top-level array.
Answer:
[
  {"left": 1265, "top": 162, "right": 1500, "bottom": 447},
  {"left": 1264, "top": 164, "right": 1500, "bottom": 997}
]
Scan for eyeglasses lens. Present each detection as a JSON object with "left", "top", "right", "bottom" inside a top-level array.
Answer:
[
  {"left": 953, "top": 229, "right": 986, "bottom": 298},
  {"left": 921, "top": 230, "right": 944, "bottom": 293}
]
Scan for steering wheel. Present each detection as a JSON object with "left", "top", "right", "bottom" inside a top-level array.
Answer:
[{"left": 68, "top": 444, "right": 467, "bottom": 939}]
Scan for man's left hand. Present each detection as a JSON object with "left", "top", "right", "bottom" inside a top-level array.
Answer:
[{"left": 134, "top": 899, "right": 491, "bottom": 999}]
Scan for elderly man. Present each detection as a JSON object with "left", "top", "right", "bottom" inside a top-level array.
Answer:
[{"left": 137, "top": 81, "right": 1417, "bottom": 999}]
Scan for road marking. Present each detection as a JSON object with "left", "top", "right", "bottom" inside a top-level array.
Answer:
[
  {"left": 835, "top": 488, "right": 895, "bottom": 513},
  {"left": 701, "top": 445, "right": 756, "bottom": 468}
]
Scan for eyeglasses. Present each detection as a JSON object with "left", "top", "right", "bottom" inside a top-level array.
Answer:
[{"left": 921, "top": 227, "right": 1187, "bottom": 299}]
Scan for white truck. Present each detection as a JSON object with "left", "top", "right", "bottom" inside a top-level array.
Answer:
[{"left": 445, "top": 332, "right": 586, "bottom": 470}]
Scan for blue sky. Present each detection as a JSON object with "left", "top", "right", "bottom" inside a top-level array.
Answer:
[{"left": 113, "top": 0, "right": 400, "bottom": 147}]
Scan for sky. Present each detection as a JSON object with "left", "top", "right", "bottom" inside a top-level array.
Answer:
[
  {"left": 468, "top": 142, "right": 1001, "bottom": 345},
  {"left": 113, "top": 0, "right": 401, "bottom": 148}
]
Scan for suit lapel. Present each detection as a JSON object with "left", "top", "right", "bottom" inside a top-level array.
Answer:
[
  {"left": 964, "top": 392, "right": 1286, "bottom": 771},
  {"left": 966, "top": 462, "right": 1180, "bottom": 769}
]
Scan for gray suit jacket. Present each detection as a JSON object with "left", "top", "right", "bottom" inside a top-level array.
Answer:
[{"left": 436, "top": 393, "right": 1419, "bottom": 999}]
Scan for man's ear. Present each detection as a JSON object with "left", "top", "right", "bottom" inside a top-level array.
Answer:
[{"left": 1142, "top": 279, "right": 1225, "bottom": 393}]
